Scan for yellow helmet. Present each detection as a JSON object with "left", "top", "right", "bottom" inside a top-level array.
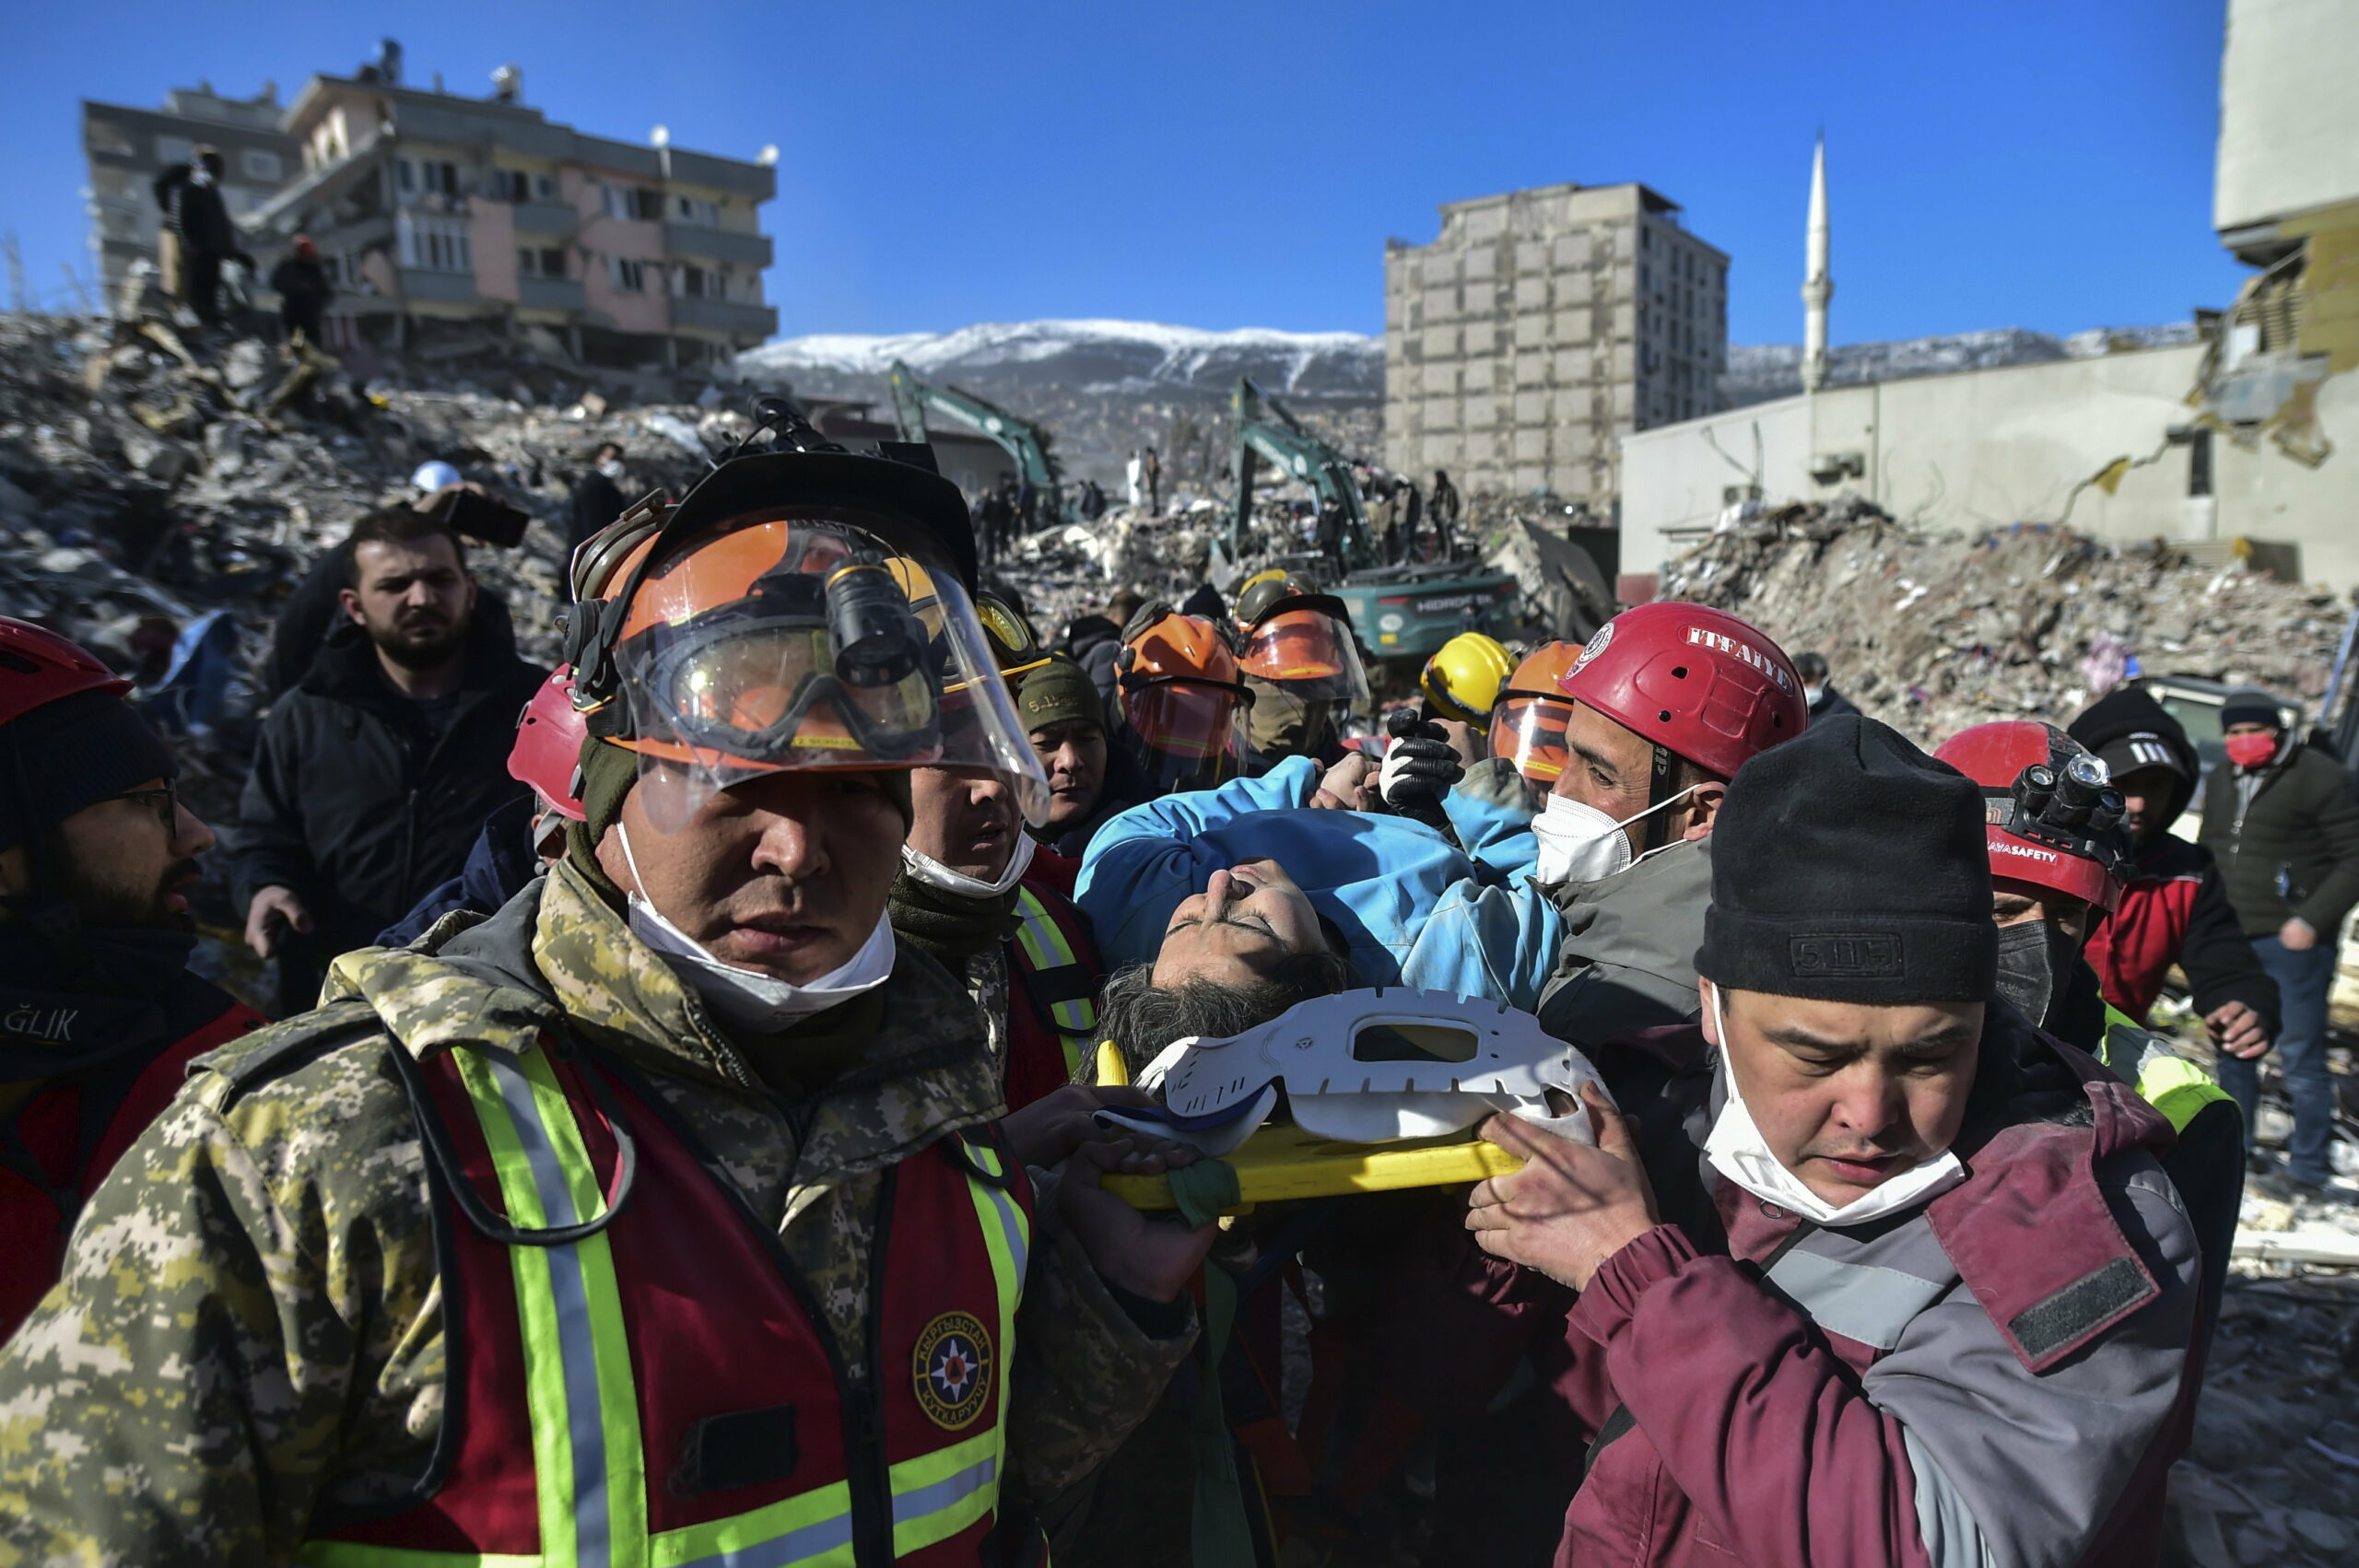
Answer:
[{"left": 1420, "top": 632, "right": 1514, "bottom": 725}]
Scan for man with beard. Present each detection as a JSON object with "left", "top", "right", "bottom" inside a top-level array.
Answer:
[
  {"left": 237, "top": 508, "right": 546, "bottom": 1013},
  {"left": 0, "top": 618, "right": 265, "bottom": 1337}
]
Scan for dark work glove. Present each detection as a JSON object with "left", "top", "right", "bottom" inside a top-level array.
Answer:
[{"left": 1379, "top": 708, "right": 1462, "bottom": 828}]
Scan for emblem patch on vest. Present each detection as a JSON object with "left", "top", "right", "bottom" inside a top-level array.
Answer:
[{"left": 913, "top": 1311, "right": 993, "bottom": 1431}]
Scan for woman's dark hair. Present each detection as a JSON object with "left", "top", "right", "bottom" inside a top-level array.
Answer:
[{"left": 1089, "top": 944, "right": 1352, "bottom": 1084}]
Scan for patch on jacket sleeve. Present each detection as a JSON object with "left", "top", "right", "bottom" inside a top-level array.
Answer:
[{"left": 2007, "top": 1256, "right": 2154, "bottom": 1363}]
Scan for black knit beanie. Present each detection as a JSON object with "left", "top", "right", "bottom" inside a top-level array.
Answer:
[
  {"left": 561, "top": 738, "right": 915, "bottom": 908},
  {"left": 0, "top": 691, "right": 175, "bottom": 853},
  {"left": 1696, "top": 714, "right": 1997, "bottom": 1005},
  {"left": 2218, "top": 686, "right": 2283, "bottom": 731}
]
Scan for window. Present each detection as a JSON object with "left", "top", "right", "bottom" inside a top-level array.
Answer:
[
  {"left": 519, "top": 246, "right": 568, "bottom": 278},
  {"left": 676, "top": 263, "right": 710, "bottom": 298},
  {"left": 396, "top": 158, "right": 416, "bottom": 193},
  {"left": 241, "top": 148, "right": 282, "bottom": 182},
  {"left": 398, "top": 213, "right": 473, "bottom": 274},
  {"left": 534, "top": 174, "right": 556, "bottom": 200},
  {"left": 87, "top": 121, "right": 135, "bottom": 158},
  {"left": 673, "top": 194, "right": 721, "bottom": 227},
  {"left": 486, "top": 169, "right": 531, "bottom": 203},
  {"left": 156, "top": 135, "right": 194, "bottom": 167},
  {"left": 603, "top": 183, "right": 662, "bottom": 221},
  {"left": 608, "top": 256, "right": 647, "bottom": 292}
]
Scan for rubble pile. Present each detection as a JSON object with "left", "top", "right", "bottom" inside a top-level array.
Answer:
[{"left": 1662, "top": 498, "right": 2353, "bottom": 743}]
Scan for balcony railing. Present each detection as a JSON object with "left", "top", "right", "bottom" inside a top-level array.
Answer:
[
  {"left": 664, "top": 224, "right": 771, "bottom": 269},
  {"left": 670, "top": 296, "right": 778, "bottom": 337}
]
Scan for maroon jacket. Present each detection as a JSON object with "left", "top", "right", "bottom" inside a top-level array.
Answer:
[{"left": 1538, "top": 1018, "right": 2201, "bottom": 1568}]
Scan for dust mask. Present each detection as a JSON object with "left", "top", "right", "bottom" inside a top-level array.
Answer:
[
  {"left": 595, "top": 457, "right": 626, "bottom": 481},
  {"left": 2224, "top": 731, "right": 2279, "bottom": 769},
  {"left": 1802, "top": 684, "right": 1826, "bottom": 708},
  {"left": 901, "top": 828, "right": 1035, "bottom": 900},
  {"left": 1532, "top": 784, "right": 1703, "bottom": 884},
  {"left": 618, "top": 822, "right": 897, "bottom": 1034},
  {"left": 1700, "top": 984, "right": 1966, "bottom": 1227}
]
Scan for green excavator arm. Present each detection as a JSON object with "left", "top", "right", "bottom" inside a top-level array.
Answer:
[
  {"left": 1226, "top": 376, "right": 1377, "bottom": 569},
  {"left": 887, "top": 359, "right": 1069, "bottom": 527}
]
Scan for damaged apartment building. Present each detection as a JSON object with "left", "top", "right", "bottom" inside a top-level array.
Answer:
[
  {"left": 84, "top": 44, "right": 777, "bottom": 371},
  {"left": 1620, "top": 0, "right": 2359, "bottom": 594},
  {"left": 1382, "top": 181, "right": 1729, "bottom": 519}
]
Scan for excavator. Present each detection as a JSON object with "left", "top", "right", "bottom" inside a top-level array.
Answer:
[
  {"left": 1223, "top": 377, "right": 1519, "bottom": 661},
  {"left": 888, "top": 360, "right": 1071, "bottom": 531}
]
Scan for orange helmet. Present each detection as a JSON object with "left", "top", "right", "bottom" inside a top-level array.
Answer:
[
  {"left": 564, "top": 442, "right": 1045, "bottom": 831},
  {"left": 1239, "top": 592, "right": 1369, "bottom": 705},
  {"left": 1119, "top": 612, "right": 1249, "bottom": 790},
  {"left": 1489, "top": 641, "right": 1581, "bottom": 785}
]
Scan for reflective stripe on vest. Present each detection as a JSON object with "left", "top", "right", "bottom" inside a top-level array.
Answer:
[
  {"left": 2099, "top": 1007, "right": 2236, "bottom": 1137},
  {"left": 1010, "top": 888, "right": 1097, "bottom": 1075},
  {"left": 299, "top": 1041, "right": 1031, "bottom": 1568}
]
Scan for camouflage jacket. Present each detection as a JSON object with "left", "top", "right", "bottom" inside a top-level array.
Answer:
[{"left": 0, "top": 858, "right": 1192, "bottom": 1566}]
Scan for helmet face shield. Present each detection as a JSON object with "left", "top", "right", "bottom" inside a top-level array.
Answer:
[
  {"left": 1241, "top": 609, "right": 1370, "bottom": 704},
  {"left": 611, "top": 509, "right": 1048, "bottom": 832},
  {"left": 1125, "top": 678, "right": 1245, "bottom": 792},
  {"left": 1491, "top": 695, "right": 1575, "bottom": 785}
]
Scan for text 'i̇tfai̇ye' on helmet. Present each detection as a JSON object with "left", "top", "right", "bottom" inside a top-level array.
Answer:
[{"left": 1556, "top": 602, "right": 1807, "bottom": 788}]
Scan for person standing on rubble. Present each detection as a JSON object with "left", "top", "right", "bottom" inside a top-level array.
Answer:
[
  {"left": 154, "top": 146, "right": 251, "bottom": 329},
  {"left": 1428, "top": 468, "right": 1460, "bottom": 558},
  {"left": 1141, "top": 445, "right": 1161, "bottom": 515},
  {"left": 236, "top": 507, "right": 547, "bottom": 1014},
  {"left": 2200, "top": 686, "right": 2359, "bottom": 1196},
  {"left": 568, "top": 440, "right": 631, "bottom": 553},
  {"left": 1795, "top": 649, "right": 1860, "bottom": 721},
  {"left": 0, "top": 619, "right": 266, "bottom": 1340},
  {"left": 267, "top": 237, "right": 334, "bottom": 348},
  {"left": 1463, "top": 715, "right": 2202, "bottom": 1568},
  {"left": 0, "top": 436, "right": 1216, "bottom": 1565}
]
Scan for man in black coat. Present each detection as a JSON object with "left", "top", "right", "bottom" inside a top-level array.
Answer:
[
  {"left": 236, "top": 508, "right": 546, "bottom": 1014},
  {"left": 1796, "top": 650, "right": 1861, "bottom": 722},
  {"left": 2199, "top": 685, "right": 2359, "bottom": 1193},
  {"left": 567, "top": 442, "right": 630, "bottom": 554},
  {"left": 156, "top": 146, "right": 250, "bottom": 327},
  {"left": 267, "top": 237, "right": 334, "bottom": 346}
]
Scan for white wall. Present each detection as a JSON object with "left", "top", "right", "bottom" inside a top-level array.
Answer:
[
  {"left": 1622, "top": 346, "right": 2359, "bottom": 591},
  {"left": 2216, "top": 0, "right": 2359, "bottom": 233}
]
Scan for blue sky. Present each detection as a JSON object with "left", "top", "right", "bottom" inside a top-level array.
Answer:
[{"left": 0, "top": 0, "right": 2245, "bottom": 345}]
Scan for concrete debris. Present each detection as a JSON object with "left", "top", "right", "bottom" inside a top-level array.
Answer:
[{"left": 1660, "top": 497, "right": 2351, "bottom": 745}]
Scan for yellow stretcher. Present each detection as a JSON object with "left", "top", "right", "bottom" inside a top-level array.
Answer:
[
  {"left": 1102, "top": 1121, "right": 1523, "bottom": 1215},
  {"left": 1093, "top": 1041, "right": 1523, "bottom": 1216}
]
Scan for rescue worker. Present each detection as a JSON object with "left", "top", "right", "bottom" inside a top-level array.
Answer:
[
  {"left": 0, "top": 618, "right": 265, "bottom": 1338},
  {"left": 154, "top": 145, "right": 251, "bottom": 327},
  {"left": 267, "top": 235, "right": 334, "bottom": 347},
  {"left": 894, "top": 579, "right": 1104, "bottom": 1108},
  {"left": 1018, "top": 652, "right": 1125, "bottom": 863},
  {"left": 1933, "top": 720, "right": 2244, "bottom": 1347},
  {"left": 1466, "top": 714, "right": 2201, "bottom": 1568},
  {"left": 1420, "top": 631, "right": 1514, "bottom": 730},
  {"left": 1112, "top": 609, "right": 1251, "bottom": 799},
  {"left": 2067, "top": 688, "right": 2279, "bottom": 1056},
  {"left": 0, "top": 431, "right": 1216, "bottom": 1564},
  {"left": 1238, "top": 591, "right": 1368, "bottom": 767},
  {"left": 1488, "top": 639, "right": 1582, "bottom": 789},
  {"left": 1532, "top": 602, "right": 1807, "bottom": 1047}
]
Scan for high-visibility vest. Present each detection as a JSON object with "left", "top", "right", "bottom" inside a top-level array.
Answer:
[
  {"left": 301, "top": 1034, "right": 1032, "bottom": 1568},
  {"left": 2097, "top": 1003, "right": 2237, "bottom": 1136},
  {"left": 1008, "top": 886, "right": 1099, "bottom": 1081}
]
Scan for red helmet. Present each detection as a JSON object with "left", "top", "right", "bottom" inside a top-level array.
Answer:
[
  {"left": 1932, "top": 721, "right": 2128, "bottom": 912},
  {"left": 0, "top": 617, "right": 131, "bottom": 727},
  {"left": 509, "top": 669, "right": 588, "bottom": 821},
  {"left": 1557, "top": 602, "right": 1805, "bottom": 780}
]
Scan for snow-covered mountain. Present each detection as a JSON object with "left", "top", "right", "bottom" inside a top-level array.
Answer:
[
  {"left": 737, "top": 319, "right": 1383, "bottom": 399},
  {"left": 1720, "top": 322, "right": 2202, "bottom": 409}
]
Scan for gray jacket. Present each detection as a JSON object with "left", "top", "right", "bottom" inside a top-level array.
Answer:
[{"left": 1537, "top": 835, "right": 1712, "bottom": 1047}]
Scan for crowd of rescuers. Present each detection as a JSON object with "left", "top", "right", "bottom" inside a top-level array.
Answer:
[{"left": 0, "top": 411, "right": 2303, "bottom": 1567}]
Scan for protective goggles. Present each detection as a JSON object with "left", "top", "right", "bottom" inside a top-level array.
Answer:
[{"left": 1490, "top": 694, "right": 1575, "bottom": 784}]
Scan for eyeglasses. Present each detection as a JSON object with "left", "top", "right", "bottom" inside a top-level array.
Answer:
[{"left": 97, "top": 781, "right": 180, "bottom": 831}]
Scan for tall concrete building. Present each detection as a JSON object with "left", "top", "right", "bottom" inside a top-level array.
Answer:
[
  {"left": 251, "top": 65, "right": 777, "bottom": 368},
  {"left": 81, "top": 83, "right": 299, "bottom": 296},
  {"left": 1382, "top": 181, "right": 1727, "bottom": 511}
]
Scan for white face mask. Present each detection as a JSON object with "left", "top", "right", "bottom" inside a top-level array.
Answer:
[
  {"left": 1531, "top": 784, "right": 1703, "bottom": 884},
  {"left": 618, "top": 822, "right": 898, "bottom": 1034},
  {"left": 1802, "top": 684, "right": 1826, "bottom": 707},
  {"left": 1699, "top": 983, "right": 1966, "bottom": 1227},
  {"left": 596, "top": 457, "right": 626, "bottom": 481},
  {"left": 901, "top": 828, "right": 1035, "bottom": 899}
]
